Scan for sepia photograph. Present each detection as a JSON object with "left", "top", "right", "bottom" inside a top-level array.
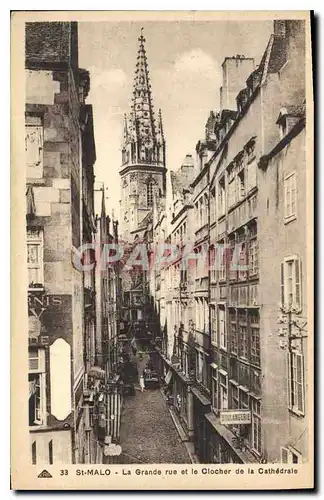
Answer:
[{"left": 11, "top": 10, "right": 314, "bottom": 490}]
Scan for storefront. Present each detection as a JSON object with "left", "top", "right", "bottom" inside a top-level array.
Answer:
[
  {"left": 191, "top": 386, "right": 211, "bottom": 463},
  {"left": 205, "top": 412, "right": 256, "bottom": 464}
]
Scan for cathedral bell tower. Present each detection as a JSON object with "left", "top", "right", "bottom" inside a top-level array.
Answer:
[{"left": 120, "top": 29, "right": 167, "bottom": 239}]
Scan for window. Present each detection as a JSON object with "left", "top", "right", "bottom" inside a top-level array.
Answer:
[
  {"left": 231, "top": 383, "right": 239, "bottom": 409},
  {"left": 250, "top": 313, "right": 260, "bottom": 366},
  {"left": 210, "top": 188, "right": 216, "bottom": 223},
  {"left": 219, "top": 372, "right": 228, "bottom": 410},
  {"left": 281, "top": 446, "right": 302, "bottom": 464},
  {"left": 247, "top": 160, "right": 257, "bottom": 191},
  {"left": 210, "top": 245, "right": 217, "bottom": 283},
  {"left": 229, "top": 310, "right": 237, "bottom": 355},
  {"left": 281, "top": 257, "right": 302, "bottom": 311},
  {"left": 196, "top": 350, "right": 203, "bottom": 383},
  {"left": 27, "top": 228, "right": 44, "bottom": 287},
  {"left": 218, "top": 177, "right": 225, "bottom": 216},
  {"left": 25, "top": 115, "right": 43, "bottom": 179},
  {"left": 29, "top": 348, "right": 46, "bottom": 426},
  {"left": 219, "top": 307, "right": 226, "bottom": 350},
  {"left": 251, "top": 398, "right": 262, "bottom": 454},
  {"left": 238, "top": 312, "right": 248, "bottom": 360},
  {"left": 218, "top": 243, "right": 226, "bottom": 282},
  {"left": 238, "top": 241, "right": 247, "bottom": 281},
  {"left": 284, "top": 172, "right": 297, "bottom": 221},
  {"left": 211, "top": 305, "right": 217, "bottom": 345},
  {"left": 249, "top": 239, "right": 259, "bottom": 277},
  {"left": 212, "top": 368, "right": 218, "bottom": 410},
  {"left": 228, "top": 179, "right": 235, "bottom": 208},
  {"left": 147, "top": 180, "right": 154, "bottom": 207},
  {"left": 288, "top": 351, "right": 305, "bottom": 415}
]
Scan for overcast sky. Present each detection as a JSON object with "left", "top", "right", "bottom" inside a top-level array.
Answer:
[{"left": 78, "top": 20, "right": 273, "bottom": 217}]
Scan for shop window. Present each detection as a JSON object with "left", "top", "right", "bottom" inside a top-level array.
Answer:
[
  {"left": 251, "top": 398, "right": 261, "bottom": 454},
  {"left": 29, "top": 348, "right": 46, "bottom": 427}
]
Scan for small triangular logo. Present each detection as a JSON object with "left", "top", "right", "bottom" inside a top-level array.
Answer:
[{"left": 38, "top": 469, "right": 52, "bottom": 478}]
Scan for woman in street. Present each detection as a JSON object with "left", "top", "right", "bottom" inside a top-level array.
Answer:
[{"left": 139, "top": 375, "right": 145, "bottom": 393}]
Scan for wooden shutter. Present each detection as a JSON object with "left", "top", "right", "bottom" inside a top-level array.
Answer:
[
  {"left": 284, "top": 179, "right": 288, "bottom": 218},
  {"left": 280, "top": 262, "right": 285, "bottom": 308},
  {"left": 281, "top": 446, "right": 289, "bottom": 463},
  {"left": 287, "top": 351, "right": 292, "bottom": 408},
  {"left": 295, "top": 258, "right": 302, "bottom": 311},
  {"left": 296, "top": 353, "right": 305, "bottom": 413}
]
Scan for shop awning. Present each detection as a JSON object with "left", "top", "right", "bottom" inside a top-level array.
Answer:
[
  {"left": 191, "top": 386, "right": 211, "bottom": 406},
  {"left": 165, "top": 370, "right": 172, "bottom": 385}
]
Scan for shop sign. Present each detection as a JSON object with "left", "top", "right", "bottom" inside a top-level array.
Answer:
[
  {"left": 220, "top": 410, "right": 251, "bottom": 425},
  {"left": 28, "top": 294, "right": 62, "bottom": 319}
]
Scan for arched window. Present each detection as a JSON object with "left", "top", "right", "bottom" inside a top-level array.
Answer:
[{"left": 147, "top": 180, "right": 154, "bottom": 207}]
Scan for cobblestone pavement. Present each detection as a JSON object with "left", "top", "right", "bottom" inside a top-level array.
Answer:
[{"left": 119, "top": 348, "right": 190, "bottom": 464}]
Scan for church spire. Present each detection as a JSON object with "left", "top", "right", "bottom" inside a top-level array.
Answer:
[{"left": 122, "top": 29, "right": 165, "bottom": 167}]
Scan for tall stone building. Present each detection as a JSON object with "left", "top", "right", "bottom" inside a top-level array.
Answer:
[
  {"left": 119, "top": 30, "right": 166, "bottom": 240},
  {"left": 25, "top": 21, "right": 113, "bottom": 465},
  {"left": 119, "top": 31, "right": 167, "bottom": 332}
]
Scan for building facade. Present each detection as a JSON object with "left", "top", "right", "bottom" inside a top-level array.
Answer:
[
  {"left": 25, "top": 21, "right": 122, "bottom": 465},
  {"left": 148, "top": 19, "right": 309, "bottom": 465}
]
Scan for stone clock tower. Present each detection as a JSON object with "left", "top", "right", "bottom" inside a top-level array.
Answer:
[{"left": 119, "top": 29, "right": 166, "bottom": 239}]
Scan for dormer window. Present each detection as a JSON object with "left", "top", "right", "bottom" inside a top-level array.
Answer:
[{"left": 276, "top": 107, "right": 303, "bottom": 139}]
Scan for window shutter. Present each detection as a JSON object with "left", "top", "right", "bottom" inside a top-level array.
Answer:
[
  {"left": 280, "top": 262, "right": 285, "bottom": 308},
  {"left": 295, "top": 259, "right": 302, "bottom": 311},
  {"left": 281, "top": 446, "right": 289, "bottom": 463},
  {"left": 296, "top": 353, "right": 305, "bottom": 413},
  {"left": 287, "top": 351, "right": 292, "bottom": 409},
  {"left": 284, "top": 179, "right": 288, "bottom": 218}
]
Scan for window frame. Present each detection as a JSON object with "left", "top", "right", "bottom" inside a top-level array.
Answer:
[
  {"left": 27, "top": 228, "right": 44, "bottom": 288},
  {"left": 288, "top": 350, "right": 305, "bottom": 416},
  {"left": 29, "top": 348, "right": 46, "bottom": 427},
  {"left": 281, "top": 256, "right": 302, "bottom": 312},
  {"left": 284, "top": 172, "right": 297, "bottom": 223},
  {"left": 251, "top": 397, "right": 262, "bottom": 455}
]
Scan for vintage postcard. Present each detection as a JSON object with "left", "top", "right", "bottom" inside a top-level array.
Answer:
[{"left": 11, "top": 10, "right": 314, "bottom": 490}]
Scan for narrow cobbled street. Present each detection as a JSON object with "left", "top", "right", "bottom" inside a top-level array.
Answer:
[{"left": 119, "top": 346, "right": 190, "bottom": 464}]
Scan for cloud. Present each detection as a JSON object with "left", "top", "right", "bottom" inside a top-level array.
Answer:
[
  {"left": 174, "top": 49, "right": 219, "bottom": 77},
  {"left": 88, "top": 67, "right": 128, "bottom": 91}
]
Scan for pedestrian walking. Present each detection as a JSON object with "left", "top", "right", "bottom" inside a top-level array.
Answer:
[{"left": 139, "top": 375, "right": 145, "bottom": 393}]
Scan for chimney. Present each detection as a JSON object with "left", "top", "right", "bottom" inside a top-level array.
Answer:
[
  {"left": 180, "top": 154, "right": 195, "bottom": 188},
  {"left": 220, "top": 56, "right": 255, "bottom": 111}
]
